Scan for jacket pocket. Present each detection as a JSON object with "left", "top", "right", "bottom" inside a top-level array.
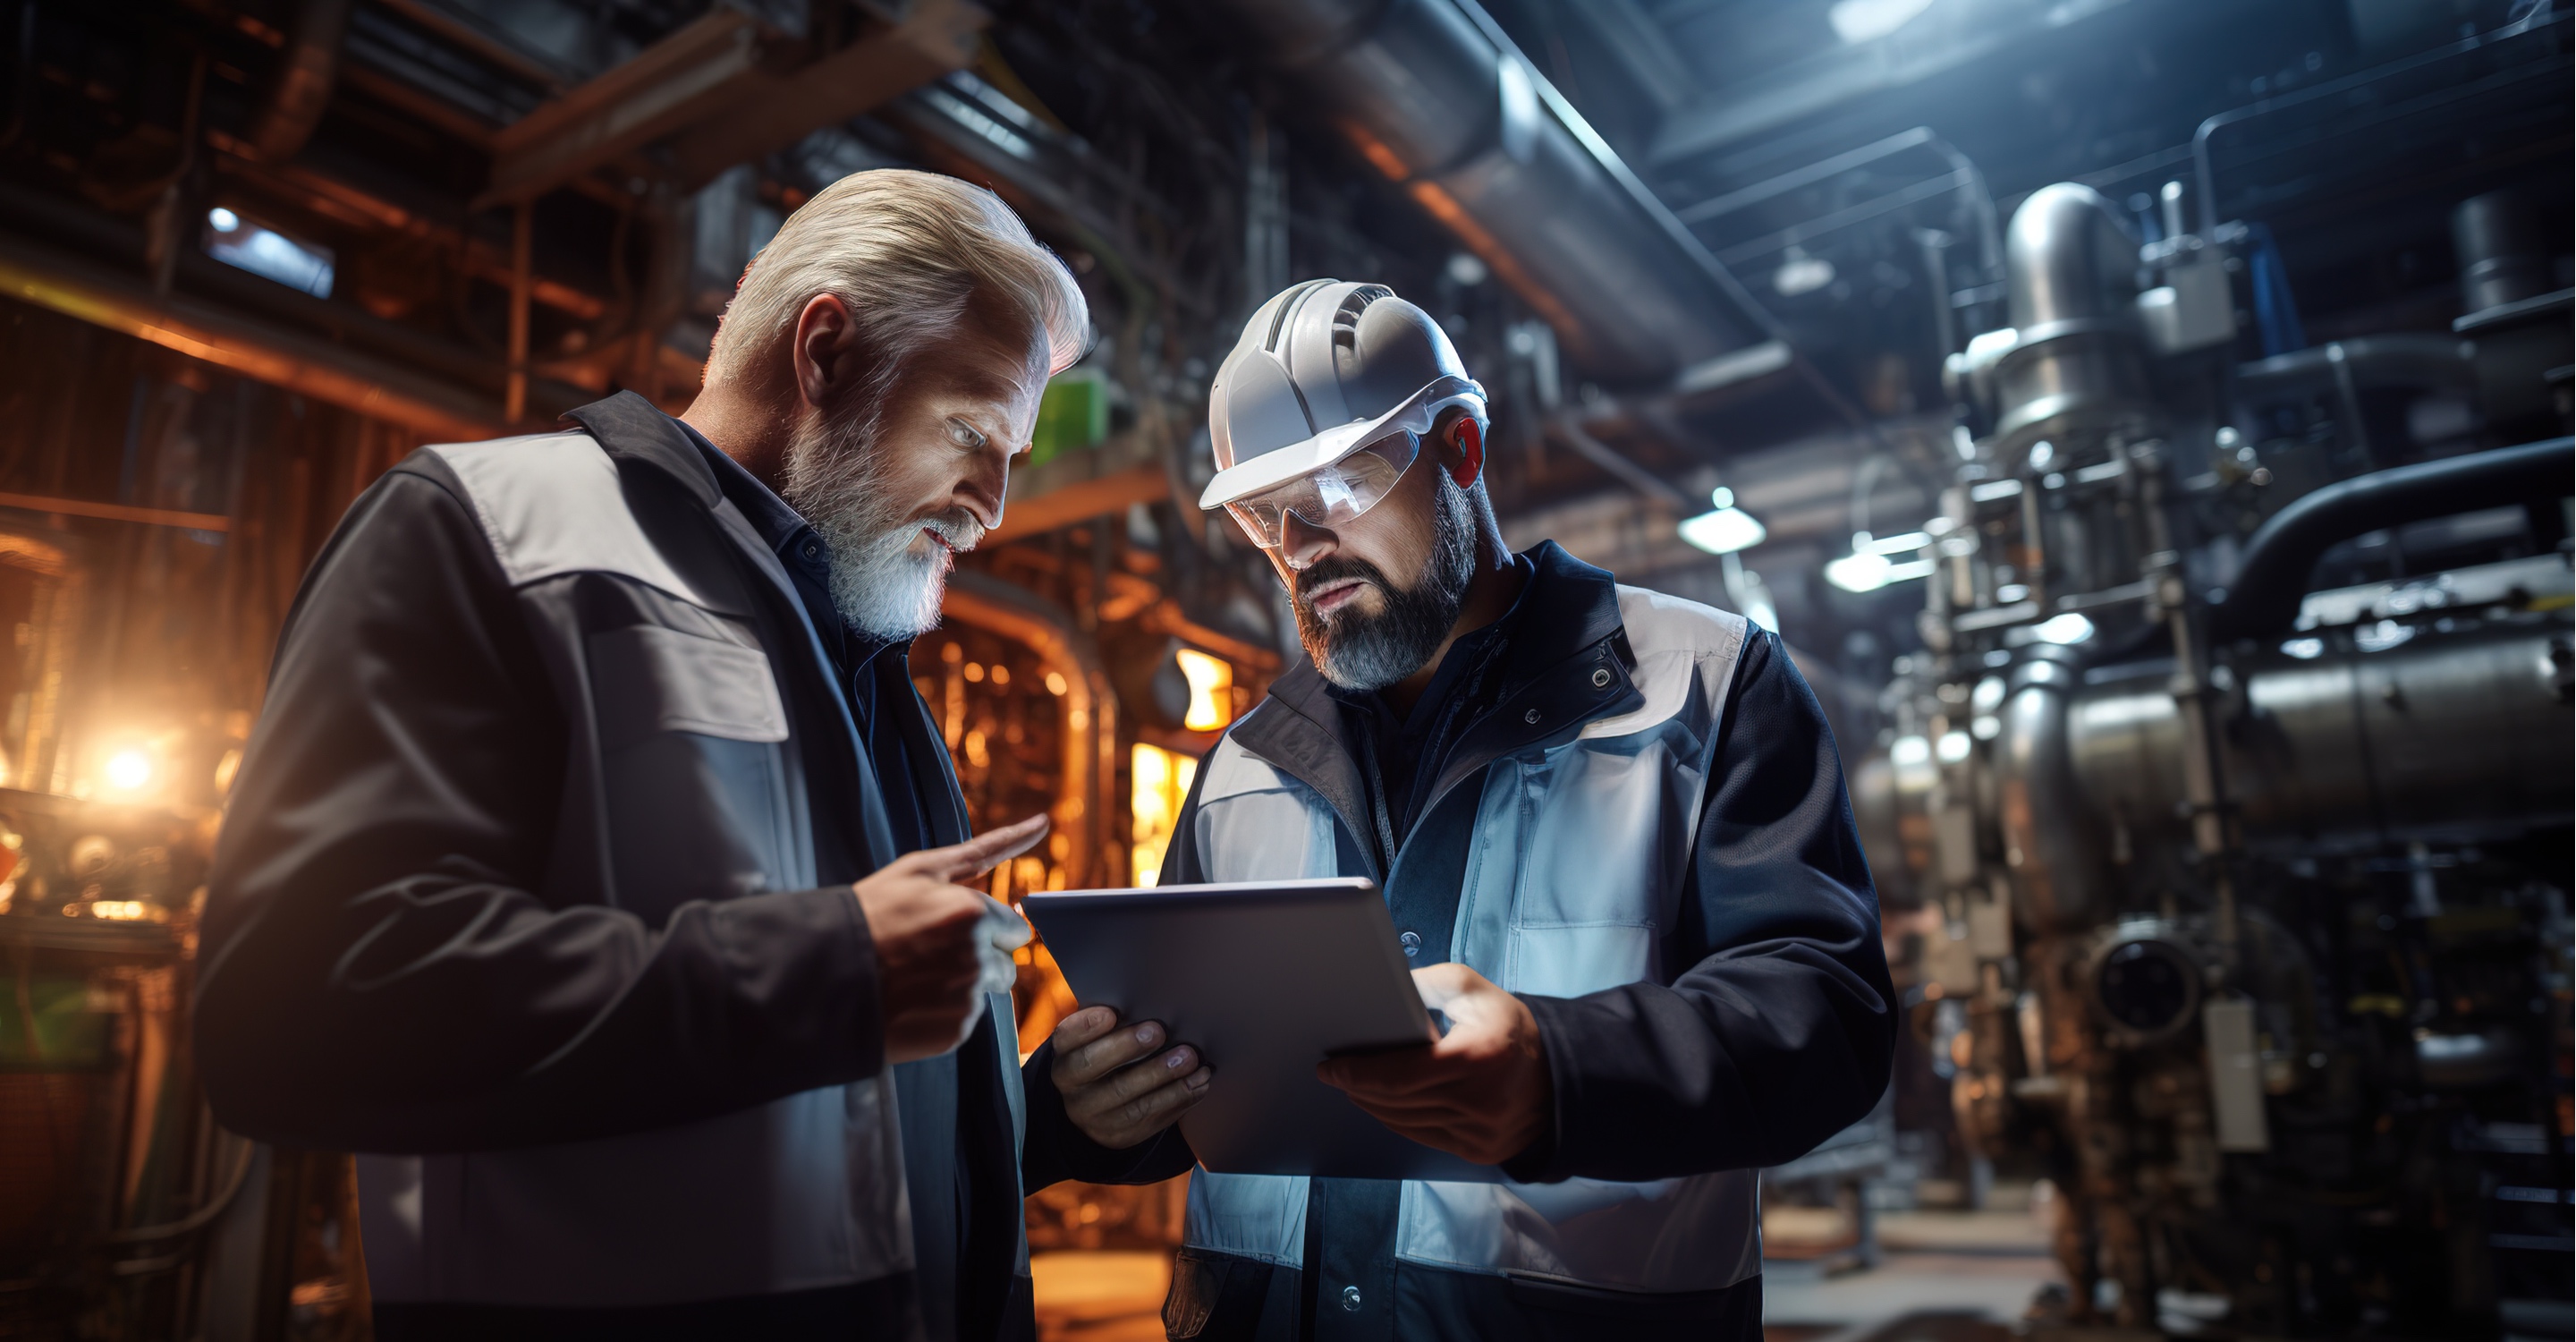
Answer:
[
  {"left": 589, "top": 624, "right": 789, "bottom": 749},
  {"left": 1505, "top": 922, "right": 1657, "bottom": 998},
  {"left": 1162, "top": 1247, "right": 1275, "bottom": 1340}
]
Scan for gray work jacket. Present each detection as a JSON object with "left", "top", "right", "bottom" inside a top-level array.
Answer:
[{"left": 196, "top": 393, "right": 1027, "bottom": 1331}]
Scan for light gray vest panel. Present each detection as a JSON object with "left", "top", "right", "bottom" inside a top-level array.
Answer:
[
  {"left": 1184, "top": 588, "right": 1764, "bottom": 1293},
  {"left": 355, "top": 433, "right": 916, "bottom": 1307}
]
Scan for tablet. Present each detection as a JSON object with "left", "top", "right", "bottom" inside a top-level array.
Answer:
[{"left": 1021, "top": 878, "right": 1506, "bottom": 1183}]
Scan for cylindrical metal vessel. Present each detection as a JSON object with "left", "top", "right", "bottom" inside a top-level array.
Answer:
[
  {"left": 2451, "top": 191, "right": 2553, "bottom": 316},
  {"left": 2070, "top": 617, "right": 2574, "bottom": 850},
  {"left": 1992, "top": 183, "right": 2155, "bottom": 451}
]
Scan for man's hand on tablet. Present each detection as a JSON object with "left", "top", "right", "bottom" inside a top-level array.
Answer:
[
  {"left": 1050, "top": 1007, "right": 1212, "bottom": 1150},
  {"left": 1316, "top": 963, "right": 1553, "bottom": 1166}
]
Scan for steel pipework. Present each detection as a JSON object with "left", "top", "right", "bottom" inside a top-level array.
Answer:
[{"left": 1205, "top": 0, "right": 1764, "bottom": 382}]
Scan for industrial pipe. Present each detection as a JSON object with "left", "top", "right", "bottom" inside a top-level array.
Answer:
[
  {"left": 2070, "top": 621, "right": 2573, "bottom": 851},
  {"left": 942, "top": 571, "right": 1120, "bottom": 889},
  {"left": 1993, "top": 650, "right": 2111, "bottom": 933},
  {"left": 2003, "top": 183, "right": 2140, "bottom": 334},
  {"left": 1204, "top": 0, "right": 1765, "bottom": 383},
  {"left": 2233, "top": 333, "right": 2479, "bottom": 402},
  {"left": 1990, "top": 183, "right": 2154, "bottom": 450},
  {"left": 2207, "top": 437, "right": 2572, "bottom": 640},
  {"left": 245, "top": 0, "right": 353, "bottom": 163}
]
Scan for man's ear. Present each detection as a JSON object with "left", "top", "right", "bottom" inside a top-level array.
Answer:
[
  {"left": 792, "top": 293, "right": 860, "bottom": 410},
  {"left": 1444, "top": 414, "right": 1486, "bottom": 489}
]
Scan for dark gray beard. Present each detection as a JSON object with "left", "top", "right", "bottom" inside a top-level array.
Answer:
[
  {"left": 1292, "top": 471, "right": 1477, "bottom": 692},
  {"left": 779, "top": 403, "right": 979, "bottom": 642}
]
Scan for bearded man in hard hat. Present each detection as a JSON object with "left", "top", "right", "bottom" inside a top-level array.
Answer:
[{"left": 1019, "top": 281, "right": 1896, "bottom": 1340}]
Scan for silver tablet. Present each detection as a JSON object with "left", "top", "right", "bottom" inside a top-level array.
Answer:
[{"left": 1021, "top": 878, "right": 1507, "bottom": 1183}]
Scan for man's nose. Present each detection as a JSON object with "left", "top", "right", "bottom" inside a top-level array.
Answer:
[
  {"left": 957, "top": 444, "right": 1011, "bottom": 531},
  {"left": 1280, "top": 511, "right": 1336, "bottom": 571}
]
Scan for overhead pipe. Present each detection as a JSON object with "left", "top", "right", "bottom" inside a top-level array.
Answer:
[
  {"left": 245, "top": 0, "right": 353, "bottom": 163},
  {"left": 1202, "top": 0, "right": 1769, "bottom": 385},
  {"left": 2207, "top": 437, "right": 2572, "bottom": 641}
]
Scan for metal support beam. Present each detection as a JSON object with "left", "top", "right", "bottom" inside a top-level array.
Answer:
[
  {"left": 0, "top": 231, "right": 504, "bottom": 441},
  {"left": 0, "top": 493, "right": 229, "bottom": 531},
  {"left": 478, "top": 10, "right": 770, "bottom": 207},
  {"left": 666, "top": 0, "right": 987, "bottom": 190}
]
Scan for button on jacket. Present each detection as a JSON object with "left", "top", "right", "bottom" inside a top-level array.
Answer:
[
  {"left": 1019, "top": 543, "right": 1896, "bottom": 1341},
  {"left": 195, "top": 392, "right": 1031, "bottom": 1341}
]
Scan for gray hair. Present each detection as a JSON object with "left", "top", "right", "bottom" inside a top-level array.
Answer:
[{"left": 705, "top": 168, "right": 1090, "bottom": 394}]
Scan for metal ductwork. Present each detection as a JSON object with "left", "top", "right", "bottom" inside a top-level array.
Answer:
[
  {"left": 1206, "top": 0, "right": 1767, "bottom": 384},
  {"left": 245, "top": 0, "right": 352, "bottom": 163}
]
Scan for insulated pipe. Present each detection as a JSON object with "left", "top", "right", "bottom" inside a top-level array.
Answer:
[
  {"left": 1204, "top": 0, "right": 1762, "bottom": 382},
  {"left": 245, "top": 0, "right": 352, "bottom": 163},
  {"left": 2207, "top": 437, "right": 2573, "bottom": 640}
]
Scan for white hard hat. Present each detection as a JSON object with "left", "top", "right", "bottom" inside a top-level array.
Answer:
[{"left": 1200, "top": 280, "right": 1487, "bottom": 511}]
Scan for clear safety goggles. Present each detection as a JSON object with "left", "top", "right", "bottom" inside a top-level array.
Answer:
[{"left": 1224, "top": 424, "right": 1423, "bottom": 550}]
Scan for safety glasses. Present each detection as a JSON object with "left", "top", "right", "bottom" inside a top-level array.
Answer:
[{"left": 1223, "top": 426, "right": 1420, "bottom": 550}]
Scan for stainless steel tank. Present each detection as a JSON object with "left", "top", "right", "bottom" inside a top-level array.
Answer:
[{"left": 2069, "top": 616, "right": 2574, "bottom": 851}]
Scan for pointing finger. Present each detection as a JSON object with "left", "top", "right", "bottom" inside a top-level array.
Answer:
[{"left": 921, "top": 814, "right": 1051, "bottom": 880}]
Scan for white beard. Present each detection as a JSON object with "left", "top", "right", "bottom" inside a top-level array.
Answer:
[{"left": 779, "top": 403, "right": 982, "bottom": 642}]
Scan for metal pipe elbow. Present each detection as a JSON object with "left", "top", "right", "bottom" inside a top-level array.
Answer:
[
  {"left": 2004, "top": 183, "right": 2141, "bottom": 333},
  {"left": 1993, "top": 654, "right": 2108, "bottom": 935}
]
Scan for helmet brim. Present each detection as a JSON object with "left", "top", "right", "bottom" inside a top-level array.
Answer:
[{"left": 1198, "top": 374, "right": 1485, "bottom": 510}]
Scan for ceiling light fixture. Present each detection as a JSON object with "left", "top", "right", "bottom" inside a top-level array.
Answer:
[
  {"left": 1825, "top": 531, "right": 1937, "bottom": 593},
  {"left": 1828, "top": 0, "right": 1937, "bottom": 43},
  {"left": 1677, "top": 488, "right": 1767, "bottom": 556}
]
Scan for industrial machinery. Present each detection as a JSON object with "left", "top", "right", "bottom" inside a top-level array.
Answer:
[
  {"left": 0, "top": 788, "right": 228, "bottom": 1338},
  {"left": 1852, "top": 155, "right": 2572, "bottom": 1337}
]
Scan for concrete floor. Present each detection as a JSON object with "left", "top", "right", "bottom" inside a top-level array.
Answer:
[
  {"left": 1030, "top": 1250, "right": 1171, "bottom": 1342},
  {"left": 1029, "top": 1205, "right": 2063, "bottom": 1342},
  {"left": 1762, "top": 1249, "right": 2061, "bottom": 1342}
]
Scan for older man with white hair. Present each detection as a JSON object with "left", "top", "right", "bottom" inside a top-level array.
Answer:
[{"left": 196, "top": 170, "right": 1089, "bottom": 1341}]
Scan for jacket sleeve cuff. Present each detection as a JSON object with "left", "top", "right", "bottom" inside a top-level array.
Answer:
[
  {"left": 1500, "top": 993, "right": 1579, "bottom": 1184},
  {"left": 1019, "top": 1040, "right": 1198, "bottom": 1190},
  {"left": 805, "top": 882, "right": 884, "bottom": 1081}
]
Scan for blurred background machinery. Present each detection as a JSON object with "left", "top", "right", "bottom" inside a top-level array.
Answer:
[
  {"left": 0, "top": 0, "right": 2558, "bottom": 1338},
  {"left": 1851, "top": 164, "right": 2570, "bottom": 1336}
]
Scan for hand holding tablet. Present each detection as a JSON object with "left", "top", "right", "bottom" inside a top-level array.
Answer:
[{"left": 1021, "top": 878, "right": 1508, "bottom": 1181}]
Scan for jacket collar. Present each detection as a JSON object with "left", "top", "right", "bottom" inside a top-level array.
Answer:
[
  {"left": 564, "top": 390, "right": 724, "bottom": 510},
  {"left": 1229, "top": 539, "right": 1641, "bottom": 877},
  {"left": 561, "top": 391, "right": 919, "bottom": 862}
]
